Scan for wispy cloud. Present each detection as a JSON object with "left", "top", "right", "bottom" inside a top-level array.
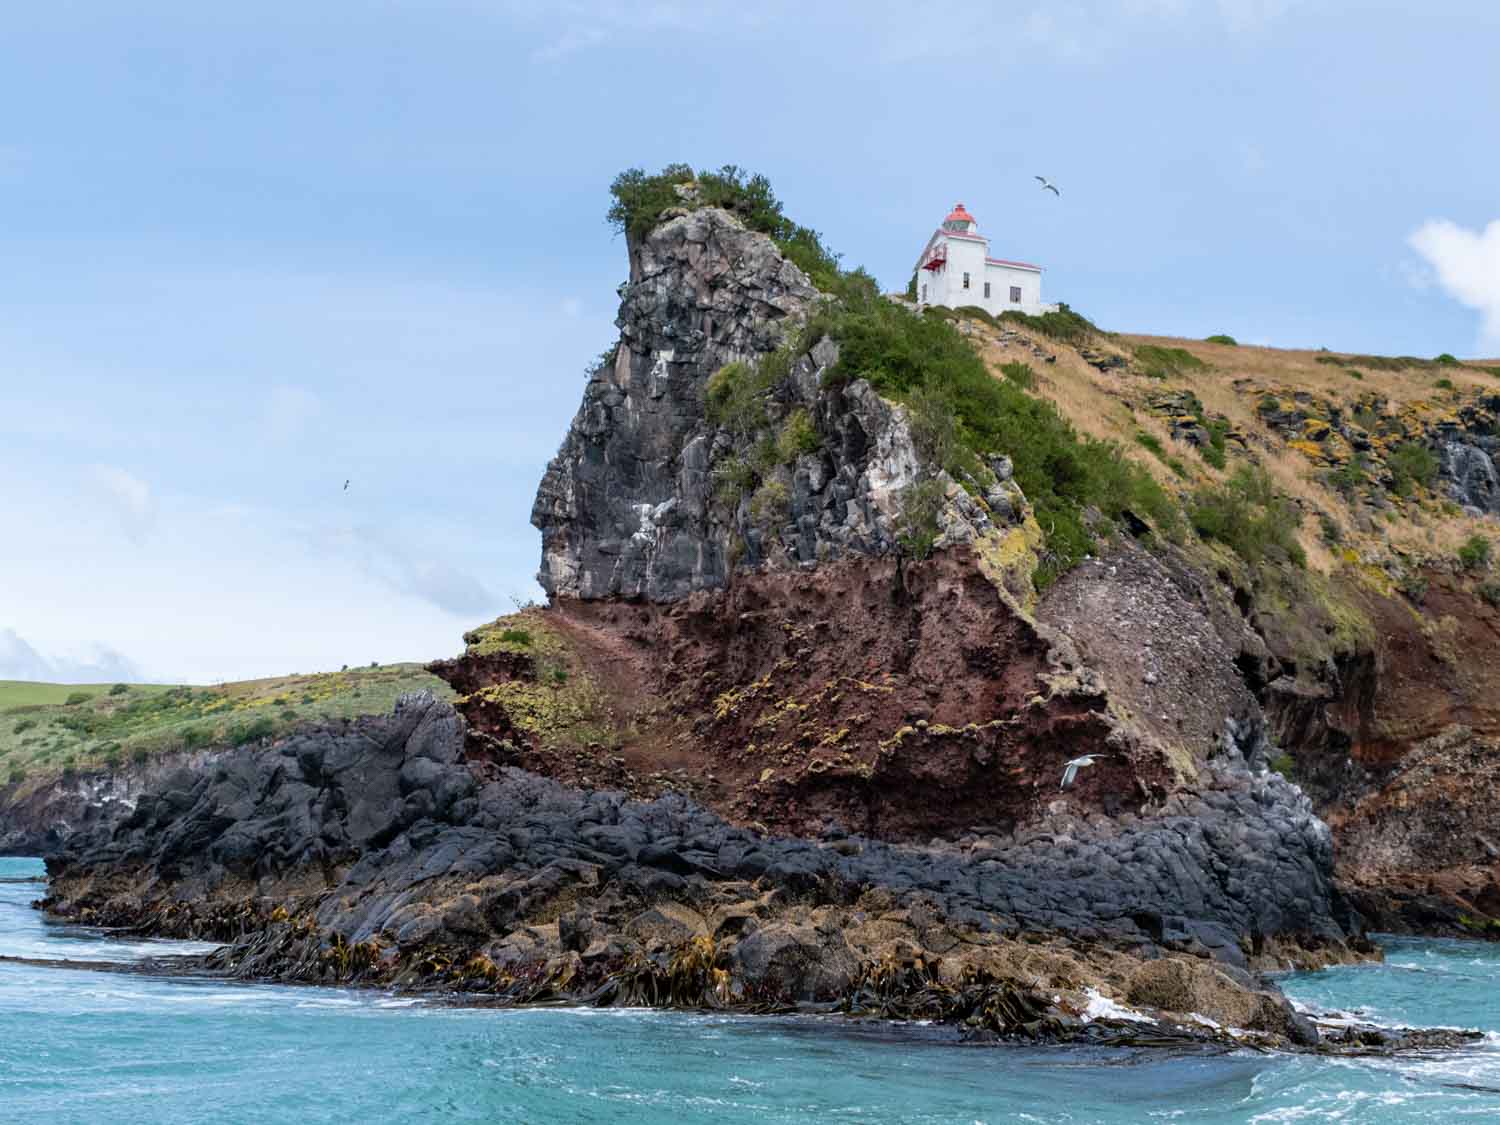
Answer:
[
  {"left": 1409, "top": 218, "right": 1500, "bottom": 351},
  {"left": 306, "top": 521, "right": 501, "bottom": 618},
  {"left": 89, "top": 465, "right": 156, "bottom": 543},
  {"left": 0, "top": 627, "right": 144, "bottom": 683},
  {"left": 533, "top": 25, "right": 607, "bottom": 61}
]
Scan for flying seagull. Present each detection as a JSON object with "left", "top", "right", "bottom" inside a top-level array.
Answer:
[
  {"left": 1060, "top": 753, "right": 1111, "bottom": 790},
  {"left": 343, "top": 479, "right": 350, "bottom": 491},
  {"left": 1035, "top": 175, "right": 1061, "bottom": 196}
]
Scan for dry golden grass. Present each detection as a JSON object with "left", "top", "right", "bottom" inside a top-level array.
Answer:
[{"left": 960, "top": 321, "right": 1500, "bottom": 573}]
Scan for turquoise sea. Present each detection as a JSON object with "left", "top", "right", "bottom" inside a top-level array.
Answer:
[{"left": 2, "top": 856, "right": 1497, "bottom": 1123}]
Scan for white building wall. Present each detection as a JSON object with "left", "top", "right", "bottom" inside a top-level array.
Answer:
[
  {"left": 983, "top": 263, "right": 1045, "bottom": 316},
  {"left": 943, "top": 237, "right": 987, "bottom": 309},
  {"left": 915, "top": 228, "right": 1053, "bottom": 318}
]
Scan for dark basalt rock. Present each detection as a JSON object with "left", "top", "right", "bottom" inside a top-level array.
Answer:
[
  {"left": 530, "top": 207, "right": 1023, "bottom": 603},
  {"left": 43, "top": 695, "right": 1354, "bottom": 974}
]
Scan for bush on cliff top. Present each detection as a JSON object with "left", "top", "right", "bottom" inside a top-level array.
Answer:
[
  {"left": 621, "top": 165, "right": 1176, "bottom": 587},
  {"left": 608, "top": 163, "right": 843, "bottom": 290},
  {"left": 998, "top": 303, "right": 1097, "bottom": 344}
]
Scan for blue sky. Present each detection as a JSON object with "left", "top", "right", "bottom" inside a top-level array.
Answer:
[{"left": 3, "top": 1, "right": 1497, "bottom": 682}]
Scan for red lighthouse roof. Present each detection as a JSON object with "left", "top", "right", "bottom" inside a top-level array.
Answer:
[{"left": 944, "top": 203, "right": 976, "bottom": 227}]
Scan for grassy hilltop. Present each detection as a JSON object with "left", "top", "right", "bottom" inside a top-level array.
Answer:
[{"left": 0, "top": 664, "right": 452, "bottom": 786}]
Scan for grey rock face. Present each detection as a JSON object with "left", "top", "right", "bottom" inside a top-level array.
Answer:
[
  {"left": 531, "top": 207, "right": 1020, "bottom": 603},
  {"left": 47, "top": 697, "right": 1354, "bottom": 962},
  {"left": 1439, "top": 437, "right": 1500, "bottom": 514},
  {"left": 532, "top": 208, "right": 820, "bottom": 602}
]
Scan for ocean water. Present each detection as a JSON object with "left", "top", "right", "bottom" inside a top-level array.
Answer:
[{"left": 2, "top": 856, "right": 1497, "bottom": 1124}]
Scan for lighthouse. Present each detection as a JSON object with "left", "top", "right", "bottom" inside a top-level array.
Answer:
[{"left": 913, "top": 203, "right": 1055, "bottom": 317}]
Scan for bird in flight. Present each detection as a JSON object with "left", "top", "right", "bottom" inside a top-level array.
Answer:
[
  {"left": 1035, "top": 175, "right": 1061, "bottom": 196},
  {"left": 1059, "top": 753, "right": 1110, "bottom": 790},
  {"left": 343, "top": 479, "right": 350, "bottom": 491}
]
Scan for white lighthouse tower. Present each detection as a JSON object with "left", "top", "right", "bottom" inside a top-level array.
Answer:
[{"left": 913, "top": 203, "right": 1055, "bottom": 317}]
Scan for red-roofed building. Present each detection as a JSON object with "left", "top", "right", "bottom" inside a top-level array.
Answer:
[{"left": 914, "top": 203, "right": 1056, "bottom": 317}]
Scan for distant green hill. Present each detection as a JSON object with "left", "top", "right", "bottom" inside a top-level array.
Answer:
[{"left": 0, "top": 663, "right": 452, "bottom": 785}]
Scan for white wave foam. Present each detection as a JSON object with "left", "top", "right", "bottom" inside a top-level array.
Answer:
[{"left": 1081, "top": 987, "right": 1152, "bottom": 1024}]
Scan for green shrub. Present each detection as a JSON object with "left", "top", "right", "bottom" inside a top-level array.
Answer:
[
  {"left": 1189, "top": 467, "right": 1306, "bottom": 567},
  {"left": 13, "top": 719, "right": 35, "bottom": 734},
  {"left": 905, "top": 384, "right": 972, "bottom": 482},
  {"left": 607, "top": 163, "right": 843, "bottom": 290},
  {"left": 181, "top": 723, "right": 214, "bottom": 749},
  {"left": 1318, "top": 512, "right": 1342, "bottom": 544},
  {"left": 749, "top": 479, "right": 790, "bottom": 526},
  {"left": 1480, "top": 581, "right": 1500, "bottom": 607},
  {"left": 229, "top": 716, "right": 275, "bottom": 746},
  {"left": 896, "top": 478, "right": 946, "bottom": 560},
  {"left": 953, "top": 304, "right": 998, "bottom": 328},
  {"left": 1398, "top": 571, "right": 1428, "bottom": 602},
  {"left": 1327, "top": 454, "right": 1367, "bottom": 497},
  {"left": 712, "top": 457, "right": 758, "bottom": 508},
  {"left": 498, "top": 628, "right": 533, "bottom": 647},
  {"left": 1435, "top": 353, "right": 1459, "bottom": 365},
  {"left": 1458, "top": 534, "right": 1492, "bottom": 571},
  {"left": 776, "top": 409, "right": 820, "bottom": 461},
  {"left": 998, "top": 303, "right": 1097, "bottom": 344},
  {"left": 1204, "top": 334, "right": 1238, "bottom": 346},
  {"left": 1316, "top": 352, "right": 1445, "bottom": 373},
  {"left": 705, "top": 361, "right": 767, "bottom": 435},
  {"left": 131, "top": 748, "right": 150, "bottom": 765},
  {"left": 1134, "top": 344, "right": 1207, "bottom": 379},
  {"left": 1435, "top": 377, "right": 1455, "bottom": 390},
  {"left": 1269, "top": 752, "right": 1295, "bottom": 778},
  {"left": 822, "top": 285, "right": 1178, "bottom": 586},
  {"left": 109, "top": 683, "right": 129, "bottom": 696},
  {"left": 64, "top": 691, "right": 91, "bottom": 706},
  {"left": 1134, "top": 433, "right": 1188, "bottom": 478},
  {"left": 904, "top": 273, "right": 917, "bottom": 301},
  {"left": 1000, "top": 361, "right": 1035, "bottom": 390},
  {"left": 586, "top": 345, "right": 617, "bottom": 378},
  {"left": 1345, "top": 368, "right": 1364, "bottom": 380},
  {"left": 1387, "top": 442, "right": 1438, "bottom": 497}
]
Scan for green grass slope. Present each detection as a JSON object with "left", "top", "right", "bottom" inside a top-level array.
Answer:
[{"left": 0, "top": 663, "right": 452, "bottom": 785}]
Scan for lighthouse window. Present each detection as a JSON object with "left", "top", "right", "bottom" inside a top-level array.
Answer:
[
  {"left": 962, "top": 272, "right": 970, "bottom": 290},
  {"left": 920, "top": 283, "right": 927, "bottom": 302},
  {"left": 983, "top": 282, "right": 991, "bottom": 299},
  {"left": 1010, "top": 286, "right": 1022, "bottom": 303}
]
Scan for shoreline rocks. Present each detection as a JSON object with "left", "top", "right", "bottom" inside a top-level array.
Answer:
[{"left": 33, "top": 694, "right": 1379, "bottom": 1051}]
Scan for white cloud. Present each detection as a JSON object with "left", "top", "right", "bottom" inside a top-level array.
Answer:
[
  {"left": 533, "top": 25, "right": 607, "bottom": 61},
  {"left": 304, "top": 521, "right": 501, "bottom": 618},
  {"left": 0, "top": 628, "right": 144, "bottom": 683},
  {"left": 1409, "top": 218, "right": 1500, "bottom": 351},
  {"left": 89, "top": 465, "right": 156, "bottom": 543},
  {"left": 264, "top": 385, "right": 320, "bottom": 442}
]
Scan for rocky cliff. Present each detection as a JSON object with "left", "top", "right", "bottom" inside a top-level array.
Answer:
[
  {"left": 532, "top": 206, "right": 1026, "bottom": 603},
  {"left": 42, "top": 691, "right": 1355, "bottom": 1047},
  {"left": 20, "top": 180, "right": 1500, "bottom": 1050}
]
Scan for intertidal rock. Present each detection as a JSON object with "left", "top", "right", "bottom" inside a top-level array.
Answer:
[{"left": 41, "top": 695, "right": 1358, "bottom": 1016}]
